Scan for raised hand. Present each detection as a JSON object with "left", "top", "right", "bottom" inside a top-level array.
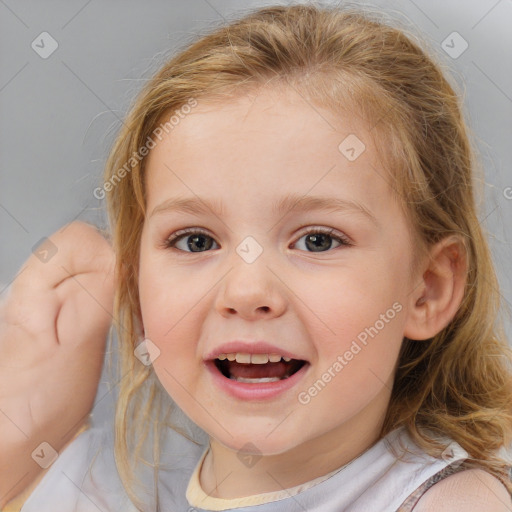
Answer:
[{"left": 0, "top": 221, "right": 116, "bottom": 507}]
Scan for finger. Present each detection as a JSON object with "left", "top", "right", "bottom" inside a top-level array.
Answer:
[
  {"left": 55, "top": 260, "right": 116, "bottom": 346},
  {"left": 11, "top": 221, "right": 115, "bottom": 296}
]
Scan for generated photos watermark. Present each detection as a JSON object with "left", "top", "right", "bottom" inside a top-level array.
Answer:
[
  {"left": 93, "top": 98, "right": 198, "bottom": 200},
  {"left": 297, "top": 301, "right": 403, "bottom": 405}
]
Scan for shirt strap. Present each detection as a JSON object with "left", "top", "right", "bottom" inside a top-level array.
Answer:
[{"left": 395, "top": 460, "right": 512, "bottom": 511}]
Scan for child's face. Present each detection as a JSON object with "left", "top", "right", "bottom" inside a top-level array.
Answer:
[{"left": 139, "top": 86, "right": 418, "bottom": 455}]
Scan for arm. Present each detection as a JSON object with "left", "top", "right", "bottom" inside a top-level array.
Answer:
[
  {"left": 414, "top": 468, "right": 512, "bottom": 511},
  {"left": 0, "top": 222, "right": 115, "bottom": 508}
]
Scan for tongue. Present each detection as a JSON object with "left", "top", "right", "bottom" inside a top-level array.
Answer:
[{"left": 228, "top": 361, "right": 290, "bottom": 379}]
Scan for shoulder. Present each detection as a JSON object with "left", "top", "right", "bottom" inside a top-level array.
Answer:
[{"left": 414, "top": 468, "right": 512, "bottom": 512}]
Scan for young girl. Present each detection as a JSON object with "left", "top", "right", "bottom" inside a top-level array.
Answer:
[{"left": 5, "top": 3, "right": 512, "bottom": 511}]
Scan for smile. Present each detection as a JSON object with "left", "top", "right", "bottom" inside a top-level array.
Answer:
[
  {"left": 214, "top": 353, "right": 307, "bottom": 383},
  {"left": 205, "top": 352, "right": 310, "bottom": 400}
]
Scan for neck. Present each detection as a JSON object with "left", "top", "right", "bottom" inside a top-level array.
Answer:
[{"left": 199, "top": 387, "right": 391, "bottom": 499}]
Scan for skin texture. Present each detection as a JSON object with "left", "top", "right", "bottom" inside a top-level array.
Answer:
[
  {"left": 0, "top": 222, "right": 115, "bottom": 508},
  {"left": 414, "top": 469, "right": 512, "bottom": 511},
  {"left": 138, "top": 86, "right": 467, "bottom": 499}
]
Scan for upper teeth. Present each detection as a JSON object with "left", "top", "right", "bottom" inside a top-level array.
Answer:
[{"left": 217, "top": 353, "right": 292, "bottom": 364}]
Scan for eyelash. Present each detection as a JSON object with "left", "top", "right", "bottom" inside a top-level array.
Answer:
[{"left": 163, "top": 226, "right": 353, "bottom": 253}]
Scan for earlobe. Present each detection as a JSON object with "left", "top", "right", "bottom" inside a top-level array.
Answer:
[{"left": 404, "top": 235, "right": 468, "bottom": 341}]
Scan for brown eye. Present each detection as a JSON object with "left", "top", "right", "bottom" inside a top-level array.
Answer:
[
  {"left": 293, "top": 227, "right": 352, "bottom": 253},
  {"left": 165, "top": 228, "right": 219, "bottom": 253}
]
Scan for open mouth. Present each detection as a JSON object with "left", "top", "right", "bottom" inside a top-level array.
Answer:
[{"left": 214, "top": 354, "right": 307, "bottom": 383}]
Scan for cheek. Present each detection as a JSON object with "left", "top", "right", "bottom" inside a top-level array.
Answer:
[
  {"left": 292, "top": 258, "right": 407, "bottom": 408},
  {"left": 139, "top": 264, "right": 205, "bottom": 401},
  {"left": 139, "top": 278, "right": 198, "bottom": 355},
  {"left": 138, "top": 255, "right": 215, "bottom": 374},
  {"left": 296, "top": 259, "right": 405, "bottom": 344},
  {"left": 139, "top": 250, "right": 194, "bottom": 333}
]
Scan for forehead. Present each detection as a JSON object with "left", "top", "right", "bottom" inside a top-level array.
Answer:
[
  {"left": 143, "top": 86, "right": 396, "bottom": 218},
  {"left": 151, "top": 86, "right": 373, "bottom": 158}
]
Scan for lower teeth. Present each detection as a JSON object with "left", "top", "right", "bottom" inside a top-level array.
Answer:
[{"left": 232, "top": 376, "right": 282, "bottom": 383}]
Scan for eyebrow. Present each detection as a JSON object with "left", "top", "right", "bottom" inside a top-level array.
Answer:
[{"left": 150, "top": 193, "right": 379, "bottom": 226}]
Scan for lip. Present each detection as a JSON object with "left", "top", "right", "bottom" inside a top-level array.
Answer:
[
  {"left": 204, "top": 340, "right": 306, "bottom": 361},
  {"left": 204, "top": 358, "right": 310, "bottom": 401}
]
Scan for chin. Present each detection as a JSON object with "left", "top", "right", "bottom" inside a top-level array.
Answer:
[{"left": 212, "top": 429, "right": 304, "bottom": 456}]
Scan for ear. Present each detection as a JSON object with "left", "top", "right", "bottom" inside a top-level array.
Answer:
[{"left": 403, "top": 235, "right": 468, "bottom": 341}]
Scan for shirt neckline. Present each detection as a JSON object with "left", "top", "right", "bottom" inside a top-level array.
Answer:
[{"left": 185, "top": 430, "right": 399, "bottom": 511}]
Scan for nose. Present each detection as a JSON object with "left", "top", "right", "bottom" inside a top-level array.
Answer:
[{"left": 214, "top": 255, "right": 287, "bottom": 321}]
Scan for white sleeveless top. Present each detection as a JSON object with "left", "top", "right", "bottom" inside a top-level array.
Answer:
[{"left": 19, "top": 419, "right": 512, "bottom": 512}]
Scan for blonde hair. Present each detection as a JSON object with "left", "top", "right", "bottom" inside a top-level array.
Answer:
[{"left": 102, "top": 3, "right": 512, "bottom": 508}]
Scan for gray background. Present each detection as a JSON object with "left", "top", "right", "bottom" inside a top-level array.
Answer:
[{"left": 1, "top": 0, "right": 511, "bottom": 427}]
